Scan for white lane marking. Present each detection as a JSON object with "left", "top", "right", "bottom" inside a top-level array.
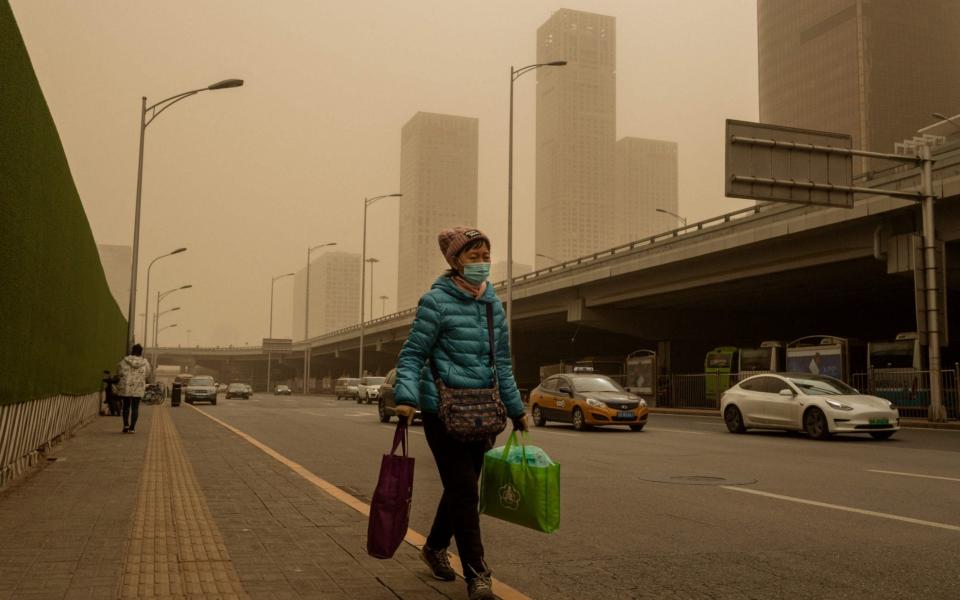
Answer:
[
  {"left": 647, "top": 427, "right": 707, "bottom": 435},
  {"left": 344, "top": 411, "right": 375, "bottom": 417},
  {"left": 722, "top": 486, "right": 960, "bottom": 533},
  {"left": 867, "top": 469, "right": 960, "bottom": 483}
]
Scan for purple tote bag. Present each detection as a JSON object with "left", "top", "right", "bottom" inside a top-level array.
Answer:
[{"left": 367, "top": 421, "right": 415, "bottom": 559}]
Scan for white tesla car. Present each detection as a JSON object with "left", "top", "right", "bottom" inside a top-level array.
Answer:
[{"left": 721, "top": 373, "right": 900, "bottom": 440}]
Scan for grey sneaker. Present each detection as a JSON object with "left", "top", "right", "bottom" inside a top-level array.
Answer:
[
  {"left": 466, "top": 566, "right": 494, "bottom": 600},
  {"left": 420, "top": 545, "right": 456, "bottom": 581}
]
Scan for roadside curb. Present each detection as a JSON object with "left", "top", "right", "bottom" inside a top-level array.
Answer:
[{"left": 649, "top": 407, "right": 960, "bottom": 429}]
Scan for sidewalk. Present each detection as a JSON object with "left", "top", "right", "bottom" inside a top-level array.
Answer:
[{"left": 0, "top": 404, "right": 466, "bottom": 600}]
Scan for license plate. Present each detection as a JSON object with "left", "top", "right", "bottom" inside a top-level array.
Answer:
[
  {"left": 869, "top": 418, "right": 889, "bottom": 425},
  {"left": 617, "top": 411, "right": 634, "bottom": 419}
]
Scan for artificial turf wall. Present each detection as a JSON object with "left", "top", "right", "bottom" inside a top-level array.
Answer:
[{"left": 0, "top": 0, "right": 127, "bottom": 405}]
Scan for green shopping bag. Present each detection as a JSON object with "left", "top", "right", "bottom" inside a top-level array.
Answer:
[{"left": 479, "top": 431, "right": 560, "bottom": 533}]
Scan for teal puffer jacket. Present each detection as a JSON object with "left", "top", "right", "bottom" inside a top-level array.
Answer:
[{"left": 394, "top": 275, "right": 524, "bottom": 418}]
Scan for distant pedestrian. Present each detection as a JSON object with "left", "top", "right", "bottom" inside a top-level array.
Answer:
[
  {"left": 394, "top": 227, "right": 527, "bottom": 600},
  {"left": 114, "top": 344, "right": 151, "bottom": 433}
]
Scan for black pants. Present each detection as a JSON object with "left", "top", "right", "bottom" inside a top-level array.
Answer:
[
  {"left": 121, "top": 397, "right": 140, "bottom": 430},
  {"left": 422, "top": 412, "right": 488, "bottom": 578}
]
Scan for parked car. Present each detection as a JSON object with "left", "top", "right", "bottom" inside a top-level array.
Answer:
[
  {"left": 335, "top": 377, "right": 361, "bottom": 401},
  {"left": 377, "top": 369, "right": 421, "bottom": 423},
  {"left": 243, "top": 383, "right": 254, "bottom": 397},
  {"left": 226, "top": 382, "right": 251, "bottom": 400},
  {"left": 357, "top": 376, "right": 386, "bottom": 404},
  {"left": 721, "top": 373, "right": 900, "bottom": 440},
  {"left": 528, "top": 373, "right": 648, "bottom": 431},
  {"left": 274, "top": 384, "right": 292, "bottom": 395},
  {"left": 184, "top": 375, "right": 218, "bottom": 405}
]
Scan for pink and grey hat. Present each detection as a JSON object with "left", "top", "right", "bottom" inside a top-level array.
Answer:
[{"left": 438, "top": 227, "right": 490, "bottom": 268}]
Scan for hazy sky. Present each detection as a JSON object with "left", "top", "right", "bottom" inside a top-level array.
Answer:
[{"left": 11, "top": 0, "right": 758, "bottom": 347}]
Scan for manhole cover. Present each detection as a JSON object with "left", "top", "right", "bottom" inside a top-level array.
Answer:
[{"left": 637, "top": 474, "right": 757, "bottom": 486}]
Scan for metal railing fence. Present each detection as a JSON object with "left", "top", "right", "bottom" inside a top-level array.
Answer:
[{"left": 852, "top": 369, "right": 959, "bottom": 419}]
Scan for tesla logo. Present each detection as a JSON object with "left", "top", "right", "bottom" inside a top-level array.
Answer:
[{"left": 499, "top": 483, "right": 521, "bottom": 510}]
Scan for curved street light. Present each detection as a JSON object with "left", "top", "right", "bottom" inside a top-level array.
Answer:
[
  {"left": 126, "top": 78, "right": 244, "bottom": 350},
  {"left": 360, "top": 194, "right": 402, "bottom": 379},
  {"left": 656, "top": 208, "right": 688, "bottom": 228},
  {"left": 143, "top": 247, "right": 187, "bottom": 344},
  {"left": 507, "top": 60, "right": 566, "bottom": 341}
]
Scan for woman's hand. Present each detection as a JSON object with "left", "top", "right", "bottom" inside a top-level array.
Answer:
[
  {"left": 394, "top": 404, "right": 417, "bottom": 424},
  {"left": 512, "top": 414, "right": 529, "bottom": 432}
]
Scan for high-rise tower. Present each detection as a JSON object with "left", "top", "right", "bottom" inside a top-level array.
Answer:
[
  {"left": 535, "top": 9, "right": 616, "bottom": 269},
  {"left": 758, "top": 0, "right": 960, "bottom": 174},
  {"left": 614, "top": 137, "right": 679, "bottom": 243},
  {"left": 397, "top": 112, "right": 479, "bottom": 310}
]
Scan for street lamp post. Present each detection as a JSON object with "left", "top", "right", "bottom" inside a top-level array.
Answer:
[
  {"left": 143, "top": 247, "right": 186, "bottom": 345},
  {"left": 126, "top": 78, "right": 243, "bottom": 351},
  {"left": 508, "top": 60, "right": 566, "bottom": 341},
  {"left": 267, "top": 272, "right": 295, "bottom": 394},
  {"left": 366, "top": 258, "right": 380, "bottom": 322},
  {"left": 656, "top": 208, "right": 687, "bottom": 228},
  {"left": 152, "top": 285, "right": 191, "bottom": 365},
  {"left": 156, "top": 323, "right": 178, "bottom": 348},
  {"left": 303, "top": 242, "right": 337, "bottom": 394},
  {"left": 360, "top": 194, "right": 402, "bottom": 379},
  {"left": 379, "top": 295, "right": 389, "bottom": 318}
]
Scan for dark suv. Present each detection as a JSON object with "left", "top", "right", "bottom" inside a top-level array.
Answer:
[{"left": 377, "top": 369, "right": 421, "bottom": 423}]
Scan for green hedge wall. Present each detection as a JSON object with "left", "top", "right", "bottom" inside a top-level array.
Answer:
[{"left": 0, "top": 1, "right": 127, "bottom": 405}]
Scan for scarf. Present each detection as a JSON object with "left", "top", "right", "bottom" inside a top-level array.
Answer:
[{"left": 451, "top": 273, "right": 487, "bottom": 299}]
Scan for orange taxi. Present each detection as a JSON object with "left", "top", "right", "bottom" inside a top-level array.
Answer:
[{"left": 528, "top": 373, "right": 649, "bottom": 431}]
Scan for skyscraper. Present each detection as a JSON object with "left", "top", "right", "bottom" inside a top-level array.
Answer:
[
  {"left": 535, "top": 9, "right": 616, "bottom": 269},
  {"left": 292, "top": 251, "right": 361, "bottom": 340},
  {"left": 397, "top": 112, "right": 479, "bottom": 310},
  {"left": 758, "top": 0, "right": 960, "bottom": 174},
  {"left": 614, "top": 137, "right": 679, "bottom": 243}
]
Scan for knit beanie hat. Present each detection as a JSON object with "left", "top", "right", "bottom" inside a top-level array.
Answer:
[{"left": 438, "top": 227, "right": 490, "bottom": 269}]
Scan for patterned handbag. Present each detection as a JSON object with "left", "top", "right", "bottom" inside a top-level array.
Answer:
[{"left": 431, "top": 303, "right": 507, "bottom": 442}]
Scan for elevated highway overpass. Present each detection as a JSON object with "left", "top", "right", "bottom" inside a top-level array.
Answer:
[{"left": 151, "top": 141, "right": 960, "bottom": 390}]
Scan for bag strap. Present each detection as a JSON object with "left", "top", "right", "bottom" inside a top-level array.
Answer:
[
  {"left": 485, "top": 303, "right": 498, "bottom": 386},
  {"left": 390, "top": 421, "right": 408, "bottom": 457},
  {"left": 499, "top": 430, "right": 529, "bottom": 464}
]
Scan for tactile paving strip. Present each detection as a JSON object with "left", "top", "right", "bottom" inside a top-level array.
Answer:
[{"left": 121, "top": 406, "right": 248, "bottom": 598}]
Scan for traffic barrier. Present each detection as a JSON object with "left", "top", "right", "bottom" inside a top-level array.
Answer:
[{"left": 0, "top": 393, "right": 100, "bottom": 489}]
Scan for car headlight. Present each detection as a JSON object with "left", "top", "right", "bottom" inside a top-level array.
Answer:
[
  {"left": 887, "top": 401, "right": 896, "bottom": 410},
  {"left": 638, "top": 399, "right": 647, "bottom": 408},
  {"left": 825, "top": 399, "right": 854, "bottom": 411},
  {"left": 585, "top": 398, "right": 604, "bottom": 408}
]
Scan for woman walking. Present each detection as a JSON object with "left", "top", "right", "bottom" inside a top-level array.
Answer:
[{"left": 393, "top": 227, "right": 527, "bottom": 600}]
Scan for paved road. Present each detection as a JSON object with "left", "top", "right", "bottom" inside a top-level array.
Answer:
[{"left": 194, "top": 394, "right": 960, "bottom": 600}]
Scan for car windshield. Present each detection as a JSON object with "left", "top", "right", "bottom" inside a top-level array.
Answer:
[
  {"left": 786, "top": 375, "right": 857, "bottom": 395},
  {"left": 572, "top": 376, "right": 623, "bottom": 393},
  {"left": 228, "top": 383, "right": 244, "bottom": 390},
  {"left": 190, "top": 376, "right": 214, "bottom": 386},
  {"left": 346, "top": 379, "right": 361, "bottom": 385},
  {"left": 363, "top": 377, "right": 385, "bottom": 385},
  {"left": 276, "top": 385, "right": 289, "bottom": 390}
]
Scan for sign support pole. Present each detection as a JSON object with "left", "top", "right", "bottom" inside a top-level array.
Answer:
[{"left": 920, "top": 144, "right": 947, "bottom": 422}]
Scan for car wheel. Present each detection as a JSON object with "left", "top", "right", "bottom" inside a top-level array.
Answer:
[
  {"left": 378, "top": 401, "right": 390, "bottom": 423},
  {"left": 211, "top": 399, "right": 217, "bottom": 406},
  {"left": 356, "top": 395, "right": 362, "bottom": 404},
  {"left": 572, "top": 407, "right": 589, "bottom": 431},
  {"left": 724, "top": 405, "right": 747, "bottom": 433},
  {"left": 870, "top": 431, "right": 895, "bottom": 440},
  {"left": 532, "top": 404, "right": 546, "bottom": 427},
  {"left": 804, "top": 407, "right": 832, "bottom": 440},
  {"left": 629, "top": 424, "right": 645, "bottom": 432}
]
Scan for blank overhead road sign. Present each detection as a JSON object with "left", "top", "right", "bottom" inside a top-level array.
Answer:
[{"left": 726, "top": 119, "right": 854, "bottom": 208}]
